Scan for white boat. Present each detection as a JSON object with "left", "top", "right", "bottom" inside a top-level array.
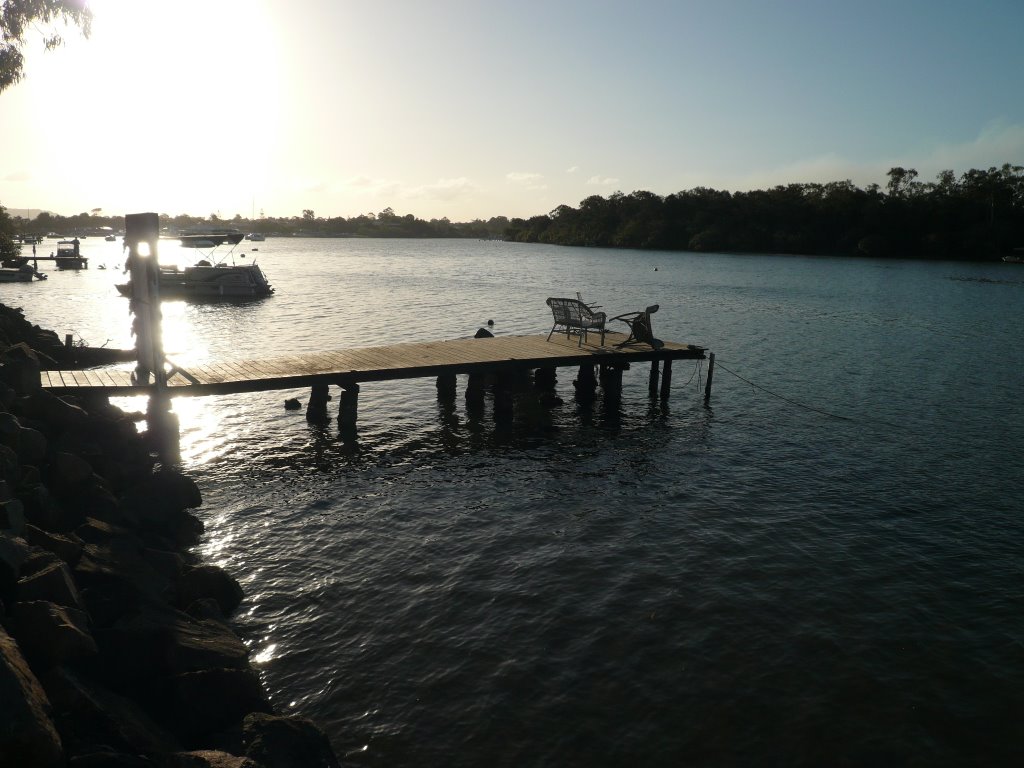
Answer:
[
  {"left": 116, "top": 243, "right": 273, "bottom": 300},
  {"left": 178, "top": 230, "right": 246, "bottom": 248},
  {"left": 245, "top": 232, "right": 266, "bottom": 241}
]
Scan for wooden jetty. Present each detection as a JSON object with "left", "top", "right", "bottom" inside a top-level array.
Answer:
[{"left": 40, "top": 331, "right": 710, "bottom": 428}]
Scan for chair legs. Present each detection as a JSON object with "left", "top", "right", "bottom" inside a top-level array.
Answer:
[{"left": 546, "top": 323, "right": 606, "bottom": 347}]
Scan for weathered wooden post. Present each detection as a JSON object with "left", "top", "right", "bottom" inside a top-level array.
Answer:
[
  {"left": 599, "top": 363, "right": 624, "bottom": 401},
  {"left": 126, "top": 212, "right": 177, "bottom": 456},
  {"left": 436, "top": 372, "right": 457, "bottom": 402},
  {"left": 493, "top": 380, "right": 514, "bottom": 423},
  {"left": 534, "top": 366, "right": 557, "bottom": 392},
  {"left": 306, "top": 382, "right": 330, "bottom": 423},
  {"left": 704, "top": 352, "right": 716, "bottom": 404},
  {"left": 124, "top": 212, "right": 165, "bottom": 389},
  {"left": 648, "top": 360, "right": 660, "bottom": 396},
  {"left": 338, "top": 382, "right": 359, "bottom": 432},
  {"left": 659, "top": 358, "right": 673, "bottom": 400},
  {"left": 574, "top": 363, "right": 597, "bottom": 402}
]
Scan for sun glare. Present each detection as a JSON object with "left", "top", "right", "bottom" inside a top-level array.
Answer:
[{"left": 27, "top": 0, "right": 281, "bottom": 214}]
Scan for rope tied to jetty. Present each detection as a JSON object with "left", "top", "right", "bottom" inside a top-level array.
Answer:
[{"left": 714, "top": 359, "right": 854, "bottom": 421}]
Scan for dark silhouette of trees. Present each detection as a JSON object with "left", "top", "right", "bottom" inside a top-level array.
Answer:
[
  {"left": 0, "top": 206, "right": 512, "bottom": 243},
  {"left": 0, "top": 205, "right": 18, "bottom": 259},
  {"left": 1, "top": 0, "right": 92, "bottom": 91},
  {"left": 505, "top": 165, "right": 1024, "bottom": 261},
  {"left": 6, "top": 165, "right": 1023, "bottom": 261}
]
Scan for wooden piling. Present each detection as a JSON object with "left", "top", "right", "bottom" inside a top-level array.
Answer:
[
  {"left": 704, "top": 352, "right": 715, "bottom": 404},
  {"left": 493, "top": 382, "right": 514, "bottom": 422},
  {"left": 465, "top": 372, "right": 487, "bottom": 403},
  {"left": 648, "top": 360, "right": 660, "bottom": 396},
  {"left": 659, "top": 358, "right": 673, "bottom": 400},
  {"left": 338, "top": 382, "right": 359, "bottom": 430},
  {"left": 124, "top": 212, "right": 165, "bottom": 389},
  {"left": 574, "top": 363, "right": 597, "bottom": 402},
  {"left": 306, "top": 382, "right": 330, "bottom": 423},
  {"left": 436, "top": 372, "right": 457, "bottom": 402},
  {"left": 534, "top": 366, "right": 557, "bottom": 391},
  {"left": 599, "top": 364, "right": 624, "bottom": 400}
]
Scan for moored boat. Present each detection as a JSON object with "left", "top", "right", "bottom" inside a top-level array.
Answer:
[
  {"left": 116, "top": 240, "right": 273, "bottom": 300},
  {"left": 54, "top": 239, "right": 88, "bottom": 269},
  {"left": 0, "top": 264, "right": 46, "bottom": 282},
  {"left": 178, "top": 230, "right": 246, "bottom": 248}
]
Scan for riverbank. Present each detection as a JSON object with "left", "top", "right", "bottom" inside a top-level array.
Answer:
[{"left": 0, "top": 303, "right": 340, "bottom": 766}]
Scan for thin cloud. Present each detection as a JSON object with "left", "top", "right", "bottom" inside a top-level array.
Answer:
[
  {"left": 566, "top": 166, "right": 579, "bottom": 174},
  {"left": 587, "top": 175, "right": 620, "bottom": 186},
  {"left": 505, "top": 172, "right": 547, "bottom": 191},
  {"left": 405, "top": 177, "right": 478, "bottom": 201},
  {"left": 3, "top": 171, "right": 30, "bottom": 182}
]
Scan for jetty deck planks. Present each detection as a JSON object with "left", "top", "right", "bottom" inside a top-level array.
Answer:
[{"left": 40, "top": 332, "right": 706, "bottom": 398}]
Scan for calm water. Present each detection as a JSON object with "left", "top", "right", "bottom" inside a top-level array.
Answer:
[{"left": 5, "top": 237, "right": 1023, "bottom": 766}]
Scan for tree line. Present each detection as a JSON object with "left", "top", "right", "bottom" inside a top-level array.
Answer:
[
  {"left": 504, "top": 165, "right": 1024, "bottom": 261},
  {"left": 0, "top": 207, "right": 511, "bottom": 258},
  {"left": 4, "top": 165, "right": 1024, "bottom": 261}
]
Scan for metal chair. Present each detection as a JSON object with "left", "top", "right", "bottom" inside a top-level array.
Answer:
[
  {"left": 610, "top": 304, "right": 663, "bottom": 349},
  {"left": 545, "top": 297, "right": 608, "bottom": 347}
]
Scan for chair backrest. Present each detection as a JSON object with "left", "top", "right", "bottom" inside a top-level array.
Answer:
[{"left": 546, "top": 297, "right": 597, "bottom": 323}]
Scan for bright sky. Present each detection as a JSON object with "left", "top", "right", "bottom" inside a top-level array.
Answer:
[{"left": 2, "top": 0, "right": 1023, "bottom": 222}]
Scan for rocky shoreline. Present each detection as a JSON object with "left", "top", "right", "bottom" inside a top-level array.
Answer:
[{"left": 0, "top": 304, "right": 341, "bottom": 767}]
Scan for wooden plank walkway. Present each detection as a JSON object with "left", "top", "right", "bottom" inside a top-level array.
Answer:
[{"left": 40, "top": 331, "right": 706, "bottom": 397}]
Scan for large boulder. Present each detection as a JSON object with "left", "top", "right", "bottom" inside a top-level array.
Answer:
[
  {"left": 17, "top": 557, "right": 86, "bottom": 611},
  {"left": 166, "top": 751, "right": 259, "bottom": 768},
  {"left": 20, "top": 482, "right": 81, "bottom": 534},
  {"left": 166, "top": 668, "right": 273, "bottom": 743},
  {"left": 51, "top": 450, "right": 97, "bottom": 489},
  {"left": 0, "top": 342, "right": 43, "bottom": 393},
  {"left": 72, "top": 523, "right": 179, "bottom": 611},
  {"left": 93, "top": 603, "right": 250, "bottom": 691},
  {"left": 0, "top": 626, "right": 63, "bottom": 767},
  {"left": 118, "top": 470, "right": 204, "bottom": 547},
  {"left": 17, "top": 388, "right": 89, "bottom": 430},
  {"left": 24, "top": 524, "right": 84, "bottom": 567},
  {"left": 0, "top": 497, "right": 26, "bottom": 537},
  {"left": 178, "top": 565, "right": 244, "bottom": 616},
  {"left": 0, "top": 533, "right": 30, "bottom": 608},
  {"left": 5, "top": 600, "right": 97, "bottom": 670},
  {"left": 40, "top": 666, "right": 181, "bottom": 757},
  {"left": 242, "top": 712, "right": 341, "bottom": 768}
]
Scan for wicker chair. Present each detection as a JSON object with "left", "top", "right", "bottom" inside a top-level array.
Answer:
[
  {"left": 610, "top": 304, "right": 663, "bottom": 349},
  {"left": 545, "top": 297, "right": 607, "bottom": 347}
]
